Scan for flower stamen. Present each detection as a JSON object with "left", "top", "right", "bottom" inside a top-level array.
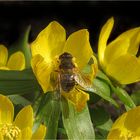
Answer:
[{"left": 0, "top": 124, "right": 21, "bottom": 140}]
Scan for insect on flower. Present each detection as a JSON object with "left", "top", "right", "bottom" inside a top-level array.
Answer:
[
  {"left": 31, "top": 21, "right": 98, "bottom": 111},
  {"left": 56, "top": 52, "right": 93, "bottom": 94}
]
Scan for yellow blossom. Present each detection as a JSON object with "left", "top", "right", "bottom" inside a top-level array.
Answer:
[
  {"left": 31, "top": 21, "right": 97, "bottom": 111},
  {"left": 98, "top": 17, "right": 140, "bottom": 84},
  {"left": 107, "top": 106, "right": 140, "bottom": 140},
  {"left": 0, "top": 44, "right": 25, "bottom": 70},
  {"left": 0, "top": 94, "right": 46, "bottom": 140}
]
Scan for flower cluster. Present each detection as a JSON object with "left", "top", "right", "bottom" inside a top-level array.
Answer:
[
  {"left": 0, "top": 94, "right": 46, "bottom": 140},
  {"left": 0, "top": 17, "right": 140, "bottom": 139}
]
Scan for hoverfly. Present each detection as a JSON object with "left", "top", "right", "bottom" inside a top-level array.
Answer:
[{"left": 56, "top": 52, "right": 94, "bottom": 94}]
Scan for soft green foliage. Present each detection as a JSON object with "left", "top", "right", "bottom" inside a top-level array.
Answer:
[{"left": 61, "top": 97, "right": 95, "bottom": 139}]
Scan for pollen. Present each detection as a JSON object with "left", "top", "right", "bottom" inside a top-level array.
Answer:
[{"left": 0, "top": 124, "right": 21, "bottom": 140}]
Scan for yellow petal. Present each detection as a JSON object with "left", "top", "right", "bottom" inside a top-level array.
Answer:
[
  {"left": 107, "top": 129, "right": 122, "bottom": 140},
  {"left": 128, "top": 28, "right": 140, "bottom": 55},
  {"left": 14, "top": 105, "right": 33, "bottom": 130},
  {"left": 106, "top": 54, "right": 140, "bottom": 84},
  {"left": 7, "top": 51, "right": 25, "bottom": 70},
  {"left": 136, "top": 127, "right": 140, "bottom": 136},
  {"left": 124, "top": 106, "right": 140, "bottom": 132},
  {"left": 62, "top": 89, "right": 89, "bottom": 112},
  {"left": 112, "top": 27, "right": 140, "bottom": 55},
  {"left": 31, "top": 21, "right": 66, "bottom": 63},
  {"left": 64, "top": 29, "right": 93, "bottom": 70},
  {"left": 80, "top": 55, "right": 98, "bottom": 86},
  {"left": 0, "top": 94, "right": 14, "bottom": 124},
  {"left": 104, "top": 38, "right": 130, "bottom": 66},
  {"left": 21, "top": 127, "right": 32, "bottom": 140},
  {"left": 107, "top": 106, "right": 140, "bottom": 140},
  {"left": 98, "top": 17, "right": 114, "bottom": 67},
  {"left": 89, "top": 55, "right": 98, "bottom": 80},
  {"left": 0, "top": 45, "right": 8, "bottom": 67},
  {"left": 110, "top": 112, "right": 127, "bottom": 130},
  {"left": 32, "top": 124, "right": 47, "bottom": 140},
  {"left": 31, "top": 54, "right": 53, "bottom": 93},
  {"left": 0, "top": 133, "right": 3, "bottom": 140},
  {"left": 0, "top": 66, "right": 9, "bottom": 70}
]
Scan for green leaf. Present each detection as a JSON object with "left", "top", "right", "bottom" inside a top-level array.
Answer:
[
  {"left": 58, "top": 128, "right": 67, "bottom": 135},
  {"left": 131, "top": 90, "right": 140, "bottom": 105},
  {"left": 97, "top": 70, "right": 136, "bottom": 109},
  {"left": 0, "top": 69, "right": 40, "bottom": 95},
  {"left": 90, "top": 106, "right": 110, "bottom": 126},
  {"left": 90, "top": 106, "right": 113, "bottom": 139},
  {"left": 86, "top": 81, "right": 118, "bottom": 107},
  {"left": 33, "top": 93, "right": 52, "bottom": 132},
  {"left": 115, "top": 87, "right": 136, "bottom": 109},
  {"left": 88, "top": 92, "right": 101, "bottom": 105},
  {"left": 44, "top": 94, "right": 61, "bottom": 139},
  {"left": 9, "top": 26, "right": 31, "bottom": 68},
  {"left": 97, "top": 70, "right": 112, "bottom": 85},
  {"left": 83, "top": 70, "right": 118, "bottom": 107},
  {"left": 61, "top": 97, "right": 95, "bottom": 139},
  {"left": 96, "top": 119, "right": 113, "bottom": 139},
  {"left": 8, "top": 95, "right": 31, "bottom": 106},
  {"left": 93, "top": 78, "right": 110, "bottom": 97},
  {"left": 34, "top": 92, "right": 61, "bottom": 139}
]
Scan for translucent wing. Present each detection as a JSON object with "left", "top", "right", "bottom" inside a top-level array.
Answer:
[{"left": 74, "top": 69, "right": 93, "bottom": 90}]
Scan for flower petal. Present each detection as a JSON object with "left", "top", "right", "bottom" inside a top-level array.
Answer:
[
  {"left": 107, "top": 106, "right": 140, "bottom": 139},
  {"left": 32, "top": 124, "right": 47, "bottom": 140},
  {"left": 124, "top": 106, "right": 140, "bottom": 132},
  {"left": 62, "top": 89, "right": 89, "bottom": 112},
  {"left": 107, "top": 129, "right": 122, "bottom": 140},
  {"left": 31, "top": 54, "right": 53, "bottom": 93},
  {"left": 0, "top": 66, "right": 9, "bottom": 70},
  {"left": 110, "top": 112, "right": 127, "bottom": 130},
  {"left": 64, "top": 29, "right": 93, "bottom": 70},
  {"left": 7, "top": 51, "right": 25, "bottom": 70},
  {"left": 21, "top": 127, "right": 32, "bottom": 140},
  {"left": 0, "top": 133, "right": 3, "bottom": 140},
  {"left": 112, "top": 27, "right": 140, "bottom": 55},
  {"left": 0, "top": 94, "right": 14, "bottom": 124},
  {"left": 78, "top": 55, "right": 98, "bottom": 88},
  {"left": 31, "top": 21, "right": 66, "bottom": 63},
  {"left": 88, "top": 55, "right": 98, "bottom": 80},
  {"left": 106, "top": 54, "right": 140, "bottom": 84},
  {"left": 104, "top": 38, "right": 130, "bottom": 66},
  {"left": 98, "top": 17, "right": 114, "bottom": 67},
  {"left": 14, "top": 105, "right": 33, "bottom": 130},
  {"left": 0, "top": 45, "right": 8, "bottom": 67}
]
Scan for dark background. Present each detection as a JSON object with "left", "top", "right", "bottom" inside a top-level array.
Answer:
[{"left": 0, "top": 1, "right": 140, "bottom": 53}]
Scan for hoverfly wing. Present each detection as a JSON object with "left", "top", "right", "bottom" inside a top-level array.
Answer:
[{"left": 74, "top": 71, "right": 93, "bottom": 91}]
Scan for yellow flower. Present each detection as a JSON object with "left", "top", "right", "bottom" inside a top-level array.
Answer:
[
  {"left": 98, "top": 17, "right": 140, "bottom": 84},
  {"left": 107, "top": 106, "right": 140, "bottom": 140},
  {"left": 0, "top": 44, "right": 25, "bottom": 70},
  {"left": 31, "top": 21, "right": 97, "bottom": 111},
  {"left": 0, "top": 94, "right": 46, "bottom": 140}
]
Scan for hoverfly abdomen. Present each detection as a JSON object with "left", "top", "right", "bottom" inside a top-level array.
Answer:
[{"left": 60, "top": 73, "right": 75, "bottom": 92}]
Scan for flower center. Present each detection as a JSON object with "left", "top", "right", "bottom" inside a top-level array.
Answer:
[
  {"left": 0, "top": 124, "right": 21, "bottom": 140},
  {"left": 120, "top": 128, "right": 136, "bottom": 140}
]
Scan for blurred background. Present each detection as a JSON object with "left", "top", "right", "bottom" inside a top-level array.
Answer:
[{"left": 0, "top": 1, "right": 140, "bottom": 53}]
